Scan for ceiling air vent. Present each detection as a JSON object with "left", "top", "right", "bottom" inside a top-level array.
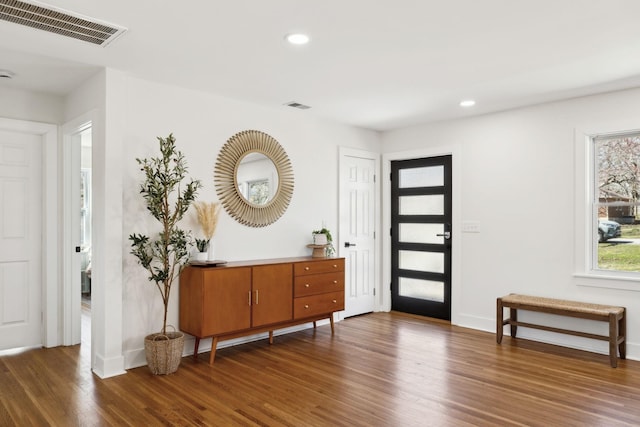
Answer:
[
  {"left": 284, "top": 101, "right": 311, "bottom": 110},
  {"left": 0, "top": 0, "right": 126, "bottom": 46}
]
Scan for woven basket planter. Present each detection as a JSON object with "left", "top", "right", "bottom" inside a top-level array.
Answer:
[{"left": 144, "top": 331, "right": 184, "bottom": 375}]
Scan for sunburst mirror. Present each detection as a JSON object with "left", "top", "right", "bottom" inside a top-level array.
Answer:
[{"left": 214, "top": 130, "right": 294, "bottom": 227}]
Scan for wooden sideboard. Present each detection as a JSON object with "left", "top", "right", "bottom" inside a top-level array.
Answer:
[{"left": 179, "top": 257, "right": 345, "bottom": 364}]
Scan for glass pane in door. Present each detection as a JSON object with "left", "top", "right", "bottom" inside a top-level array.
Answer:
[
  {"left": 399, "top": 223, "right": 444, "bottom": 244},
  {"left": 399, "top": 277, "right": 445, "bottom": 302},
  {"left": 399, "top": 250, "right": 444, "bottom": 273},
  {"left": 399, "top": 166, "right": 444, "bottom": 188},
  {"left": 399, "top": 194, "right": 444, "bottom": 215}
]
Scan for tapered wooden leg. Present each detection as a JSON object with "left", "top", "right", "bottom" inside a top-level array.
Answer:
[
  {"left": 193, "top": 337, "right": 201, "bottom": 360},
  {"left": 329, "top": 315, "right": 335, "bottom": 334},
  {"left": 209, "top": 337, "right": 219, "bottom": 366},
  {"left": 313, "top": 321, "right": 317, "bottom": 328},
  {"left": 496, "top": 298, "right": 503, "bottom": 344},
  {"left": 269, "top": 331, "right": 274, "bottom": 344}
]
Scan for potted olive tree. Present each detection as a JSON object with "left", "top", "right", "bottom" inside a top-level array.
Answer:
[{"left": 129, "top": 133, "right": 201, "bottom": 375}]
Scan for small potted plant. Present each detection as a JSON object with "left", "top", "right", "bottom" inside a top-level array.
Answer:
[
  {"left": 194, "top": 238, "right": 209, "bottom": 261},
  {"left": 129, "top": 133, "right": 202, "bottom": 375},
  {"left": 312, "top": 228, "right": 336, "bottom": 257}
]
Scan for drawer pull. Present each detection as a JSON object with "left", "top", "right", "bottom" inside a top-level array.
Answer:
[
  {"left": 305, "top": 266, "right": 310, "bottom": 271},
  {"left": 248, "top": 291, "right": 252, "bottom": 306},
  {"left": 333, "top": 280, "right": 338, "bottom": 284},
  {"left": 332, "top": 299, "right": 337, "bottom": 304},
  {"left": 305, "top": 283, "right": 310, "bottom": 288},
  {"left": 304, "top": 304, "right": 309, "bottom": 309},
  {"left": 333, "top": 264, "right": 337, "bottom": 268}
]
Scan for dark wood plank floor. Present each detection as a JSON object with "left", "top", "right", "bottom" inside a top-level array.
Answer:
[{"left": 1, "top": 311, "right": 640, "bottom": 426}]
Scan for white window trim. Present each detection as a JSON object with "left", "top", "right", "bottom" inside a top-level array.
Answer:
[{"left": 574, "top": 124, "right": 640, "bottom": 290}]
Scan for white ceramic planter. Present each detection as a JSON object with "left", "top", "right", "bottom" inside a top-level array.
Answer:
[{"left": 313, "top": 233, "right": 328, "bottom": 245}]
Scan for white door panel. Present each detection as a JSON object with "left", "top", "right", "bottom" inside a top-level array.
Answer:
[
  {"left": 0, "top": 130, "right": 42, "bottom": 350},
  {"left": 340, "top": 152, "right": 376, "bottom": 317}
]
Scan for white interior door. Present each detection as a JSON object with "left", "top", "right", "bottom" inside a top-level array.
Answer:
[
  {"left": 0, "top": 129, "right": 42, "bottom": 350},
  {"left": 339, "top": 149, "right": 377, "bottom": 317}
]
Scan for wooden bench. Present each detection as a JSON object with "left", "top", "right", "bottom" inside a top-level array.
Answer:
[{"left": 497, "top": 294, "right": 626, "bottom": 367}]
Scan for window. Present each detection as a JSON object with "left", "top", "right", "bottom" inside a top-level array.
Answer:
[
  {"left": 592, "top": 132, "right": 640, "bottom": 274},
  {"left": 247, "top": 179, "right": 269, "bottom": 205}
]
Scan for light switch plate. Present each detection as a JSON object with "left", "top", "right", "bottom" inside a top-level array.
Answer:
[{"left": 462, "top": 220, "right": 480, "bottom": 233}]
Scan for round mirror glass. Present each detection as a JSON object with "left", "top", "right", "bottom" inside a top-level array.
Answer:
[{"left": 236, "top": 152, "right": 279, "bottom": 206}]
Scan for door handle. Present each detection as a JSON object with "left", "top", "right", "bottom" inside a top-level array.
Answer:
[
  {"left": 344, "top": 242, "right": 357, "bottom": 248},
  {"left": 436, "top": 231, "right": 451, "bottom": 239}
]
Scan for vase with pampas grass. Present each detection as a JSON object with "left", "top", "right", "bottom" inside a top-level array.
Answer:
[{"left": 194, "top": 201, "right": 221, "bottom": 260}]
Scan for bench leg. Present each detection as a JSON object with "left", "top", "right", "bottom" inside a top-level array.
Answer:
[
  {"left": 510, "top": 308, "right": 518, "bottom": 338},
  {"left": 619, "top": 309, "right": 626, "bottom": 360},
  {"left": 609, "top": 313, "right": 618, "bottom": 368},
  {"left": 496, "top": 298, "right": 504, "bottom": 343}
]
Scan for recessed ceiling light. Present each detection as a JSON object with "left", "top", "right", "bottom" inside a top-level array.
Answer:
[
  {"left": 460, "top": 99, "right": 476, "bottom": 107},
  {"left": 285, "top": 33, "right": 310, "bottom": 45}
]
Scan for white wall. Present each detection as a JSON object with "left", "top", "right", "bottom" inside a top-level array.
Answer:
[
  {"left": 0, "top": 87, "right": 63, "bottom": 123},
  {"left": 381, "top": 87, "right": 640, "bottom": 359},
  {"left": 121, "top": 77, "right": 381, "bottom": 368}
]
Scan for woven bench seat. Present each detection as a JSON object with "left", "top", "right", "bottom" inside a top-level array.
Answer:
[{"left": 497, "top": 294, "right": 626, "bottom": 367}]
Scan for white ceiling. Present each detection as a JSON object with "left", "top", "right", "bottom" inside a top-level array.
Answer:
[{"left": 1, "top": 0, "right": 640, "bottom": 131}]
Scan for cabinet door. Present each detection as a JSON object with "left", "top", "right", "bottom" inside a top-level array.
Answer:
[
  {"left": 252, "top": 264, "right": 293, "bottom": 327},
  {"left": 202, "top": 267, "right": 252, "bottom": 335}
]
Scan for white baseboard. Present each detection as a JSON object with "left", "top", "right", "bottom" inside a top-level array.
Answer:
[
  {"left": 123, "top": 319, "right": 330, "bottom": 370},
  {"left": 93, "top": 353, "right": 127, "bottom": 378},
  {"left": 456, "top": 312, "right": 638, "bottom": 361}
]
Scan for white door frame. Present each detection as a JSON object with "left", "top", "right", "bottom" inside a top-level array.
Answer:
[
  {"left": 338, "top": 147, "right": 381, "bottom": 314},
  {"left": 0, "top": 118, "right": 59, "bottom": 348},
  {"left": 382, "top": 145, "right": 462, "bottom": 324}
]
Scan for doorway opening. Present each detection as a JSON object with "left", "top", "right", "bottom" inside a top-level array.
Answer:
[
  {"left": 63, "top": 118, "right": 92, "bottom": 352},
  {"left": 79, "top": 127, "right": 92, "bottom": 352}
]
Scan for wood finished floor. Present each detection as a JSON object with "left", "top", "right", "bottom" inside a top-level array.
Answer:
[{"left": 1, "top": 311, "right": 640, "bottom": 426}]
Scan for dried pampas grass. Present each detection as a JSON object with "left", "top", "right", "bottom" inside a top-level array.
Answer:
[{"left": 194, "top": 201, "right": 221, "bottom": 240}]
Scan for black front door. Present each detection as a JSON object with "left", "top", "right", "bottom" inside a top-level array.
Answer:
[{"left": 391, "top": 155, "right": 452, "bottom": 320}]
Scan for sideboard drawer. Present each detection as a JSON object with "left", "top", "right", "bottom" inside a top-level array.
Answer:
[
  {"left": 294, "top": 272, "right": 344, "bottom": 297},
  {"left": 294, "top": 258, "right": 345, "bottom": 276},
  {"left": 294, "top": 291, "right": 345, "bottom": 319}
]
